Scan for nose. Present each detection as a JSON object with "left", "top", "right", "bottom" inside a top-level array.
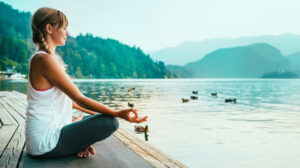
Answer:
[{"left": 66, "top": 30, "right": 69, "bottom": 36}]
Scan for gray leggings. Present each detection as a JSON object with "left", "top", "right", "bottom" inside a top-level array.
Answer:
[{"left": 32, "top": 113, "right": 119, "bottom": 158}]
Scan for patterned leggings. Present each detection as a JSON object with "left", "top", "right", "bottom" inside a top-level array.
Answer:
[{"left": 32, "top": 113, "right": 119, "bottom": 158}]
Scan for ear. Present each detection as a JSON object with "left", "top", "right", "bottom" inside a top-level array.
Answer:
[{"left": 45, "top": 24, "right": 53, "bottom": 34}]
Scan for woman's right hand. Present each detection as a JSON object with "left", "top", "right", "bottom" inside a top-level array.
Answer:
[{"left": 116, "top": 108, "right": 148, "bottom": 123}]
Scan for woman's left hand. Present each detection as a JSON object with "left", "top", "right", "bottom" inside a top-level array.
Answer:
[
  {"left": 72, "top": 115, "right": 84, "bottom": 122},
  {"left": 116, "top": 108, "right": 148, "bottom": 123}
]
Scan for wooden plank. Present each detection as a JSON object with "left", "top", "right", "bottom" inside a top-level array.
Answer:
[
  {"left": 118, "top": 128, "right": 187, "bottom": 168},
  {"left": 12, "top": 91, "right": 27, "bottom": 99},
  {"left": 2, "top": 96, "right": 26, "bottom": 119},
  {"left": 0, "top": 92, "right": 6, "bottom": 97},
  {"left": 0, "top": 91, "right": 27, "bottom": 168},
  {"left": 2, "top": 95, "right": 26, "bottom": 117},
  {"left": 17, "top": 147, "right": 25, "bottom": 168},
  {"left": 5, "top": 92, "right": 27, "bottom": 109},
  {"left": 0, "top": 91, "right": 26, "bottom": 106},
  {"left": 0, "top": 125, "right": 18, "bottom": 157},
  {"left": 0, "top": 103, "right": 18, "bottom": 125},
  {"left": 10, "top": 91, "right": 27, "bottom": 106},
  {"left": 0, "top": 125, "right": 26, "bottom": 168},
  {"left": 114, "top": 130, "right": 167, "bottom": 168},
  {"left": 11, "top": 91, "right": 27, "bottom": 100},
  {"left": 0, "top": 98, "right": 25, "bottom": 125}
]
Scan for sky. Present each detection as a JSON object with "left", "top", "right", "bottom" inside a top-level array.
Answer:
[{"left": 2, "top": 0, "right": 300, "bottom": 52}]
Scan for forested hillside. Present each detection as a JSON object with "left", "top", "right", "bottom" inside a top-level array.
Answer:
[{"left": 0, "top": 2, "right": 174, "bottom": 78}]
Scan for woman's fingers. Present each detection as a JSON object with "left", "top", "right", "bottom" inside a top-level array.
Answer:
[
  {"left": 132, "top": 116, "right": 148, "bottom": 123},
  {"left": 119, "top": 108, "right": 147, "bottom": 123},
  {"left": 137, "top": 116, "right": 148, "bottom": 123},
  {"left": 131, "top": 108, "right": 139, "bottom": 119}
]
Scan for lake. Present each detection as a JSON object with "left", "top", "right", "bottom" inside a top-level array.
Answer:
[{"left": 1, "top": 79, "right": 300, "bottom": 168}]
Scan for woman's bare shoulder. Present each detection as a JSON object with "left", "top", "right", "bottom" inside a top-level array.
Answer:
[
  {"left": 31, "top": 52, "right": 53, "bottom": 65},
  {"left": 33, "top": 53, "right": 54, "bottom": 61}
]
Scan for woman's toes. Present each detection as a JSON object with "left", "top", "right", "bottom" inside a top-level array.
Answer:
[{"left": 89, "top": 146, "right": 96, "bottom": 155}]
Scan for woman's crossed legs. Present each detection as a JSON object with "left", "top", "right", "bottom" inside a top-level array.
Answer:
[{"left": 34, "top": 113, "right": 119, "bottom": 158}]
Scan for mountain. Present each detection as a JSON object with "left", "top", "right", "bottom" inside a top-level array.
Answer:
[
  {"left": 166, "top": 65, "right": 195, "bottom": 78},
  {"left": 287, "top": 51, "right": 300, "bottom": 70},
  {"left": 184, "top": 43, "right": 289, "bottom": 78},
  {"left": 0, "top": 2, "right": 174, "bottom": 78},
  {"left": 262, "top": 71, "right": 298, "bottom": 78},
  {"left": 150, "top": 34, "right": 300, "bottom": 65}
]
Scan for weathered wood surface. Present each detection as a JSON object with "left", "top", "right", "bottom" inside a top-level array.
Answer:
[
  {"left": 0, "top": 91, "right": 187, "bottom": 168},
  {"left": 0, "top": 91, "right": 26, "bottom": 168}
]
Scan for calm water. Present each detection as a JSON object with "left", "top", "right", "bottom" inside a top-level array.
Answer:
[{"left": 1, "top": 79, "right": 300, "bottom": 168}]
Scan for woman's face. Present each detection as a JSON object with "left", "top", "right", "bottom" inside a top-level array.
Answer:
[{"left": 51, "top": 25, "right": 69, "bottom": 46}]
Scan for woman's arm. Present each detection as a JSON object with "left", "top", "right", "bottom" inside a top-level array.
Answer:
[
  {"left": 72, "top": 101, "right": 97, "bottom": 115},
  {"left": 40, "top": 54, "right": 147, "bottom": 123}
]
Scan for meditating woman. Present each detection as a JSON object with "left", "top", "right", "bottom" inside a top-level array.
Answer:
[{"left": 26, "top": 7, "right": 147, "bottom": 158}]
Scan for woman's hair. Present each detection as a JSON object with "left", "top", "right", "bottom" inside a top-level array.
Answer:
[{"left": 31, "top": 7, "right": 68, "bottom": 70}]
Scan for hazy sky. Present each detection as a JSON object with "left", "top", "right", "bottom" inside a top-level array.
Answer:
[{"left": 2, "top": 0, "right": 300, "bottom": 52}]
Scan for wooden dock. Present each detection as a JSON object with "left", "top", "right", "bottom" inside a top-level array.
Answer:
[{"left": 0, "top": 91, "right": 187, "bottom": 168}]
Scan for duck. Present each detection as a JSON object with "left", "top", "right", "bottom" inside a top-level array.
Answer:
[
  {"left": 190, "top": 96, "right": 198, "bottom": 100},
  {"left": 225, "top": 98, "right": 237, "bottom": 103},
  {"left": 128, "top": 102, "right": 134, "bottom": 107},
  {"left": 135, "top": 125, "right": 148, "bottom": 133},
  {"left": 192, "top": 91, "right": 198, "bottom": 94},
  {"left": 211, "top": 92, "right": 217, "bottom": 96},
  {"left": 128, "top": 87, "right": 136, "bottom": 92},
  {"left": 182, "top": 98, "right": 190, "bottom": 103}
]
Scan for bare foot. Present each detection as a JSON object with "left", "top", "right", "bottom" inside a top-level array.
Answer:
[
  {"left": 89, "top": 146, "right": 96, "bottom": 155},
  {"left": 77, "top": 146, "right": 96, "bottom": 158}
]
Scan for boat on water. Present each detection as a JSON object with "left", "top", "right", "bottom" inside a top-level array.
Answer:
[{"left": 9, "top": 73, "right": 26, "bottom": 80}]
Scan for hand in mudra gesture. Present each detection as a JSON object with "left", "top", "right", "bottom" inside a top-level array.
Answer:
[{"left": 117, "top": 108, "right": 148, "bottom": 123}]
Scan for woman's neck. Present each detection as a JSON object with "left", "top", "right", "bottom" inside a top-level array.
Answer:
[
  {"left": 43, "top": 35, "right": 56, "bottom": 54},
  {"left": 48, "top": 45, "right": 56, "bottom": 54}
]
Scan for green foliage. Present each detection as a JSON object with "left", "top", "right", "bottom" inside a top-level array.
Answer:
[
  {"left": 0, "top": 2, "right": 31, "bottom": 40},
  {"left": 0, "top": 36, "right": 31, "bottom": 74},
  {"left": 54, "top": 34, "right": 174, "bottom": 78},
  {"left": 0, "top": 2, "right": 174, "bottom": 79}
]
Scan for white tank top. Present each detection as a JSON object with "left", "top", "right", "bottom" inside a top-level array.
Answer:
[{"left": 25, "top": 51, "right": 73, "bottom": 155}]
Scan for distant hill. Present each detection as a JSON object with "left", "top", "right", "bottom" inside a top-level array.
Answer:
[
  {"left": 262, "top": 71, "right": 298, "bottom": 78},
  {"left": 0, "top": 1, "right": 31, "bottom": 40},
  {"left": 287, "top": 51, "right": 300, "bottom": 71},
  {"left": 0, "top": 2, "right": 174, "bottom": 78},
  {"left": 184, "top": 43, "right": 289, "bottom": 78},
  {"left": 150, "top": 34, "right": 300, "bottom": 65},
  {"left": 166, "top": 65, "right": 195, "bottom": 78}
]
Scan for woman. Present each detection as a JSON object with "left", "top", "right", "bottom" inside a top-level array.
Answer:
[{"left": 26, "top": 7, "right": 147, "bottom": 158}]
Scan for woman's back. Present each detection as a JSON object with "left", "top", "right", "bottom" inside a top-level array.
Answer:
[{"left": 26, "top": 51, "right": 73, "bottom": 155}]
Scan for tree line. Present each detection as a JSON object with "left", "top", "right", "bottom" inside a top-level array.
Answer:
[{"left": 0, "top": 2, "right": 175, "bottom": 78}]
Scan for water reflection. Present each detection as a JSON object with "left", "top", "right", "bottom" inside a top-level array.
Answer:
[
  {"left": 1, "top": 79, "right": 300, "bottom": 168},
  {"left": 74, "top": 81, "right": 152, "bottom": 109}
]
